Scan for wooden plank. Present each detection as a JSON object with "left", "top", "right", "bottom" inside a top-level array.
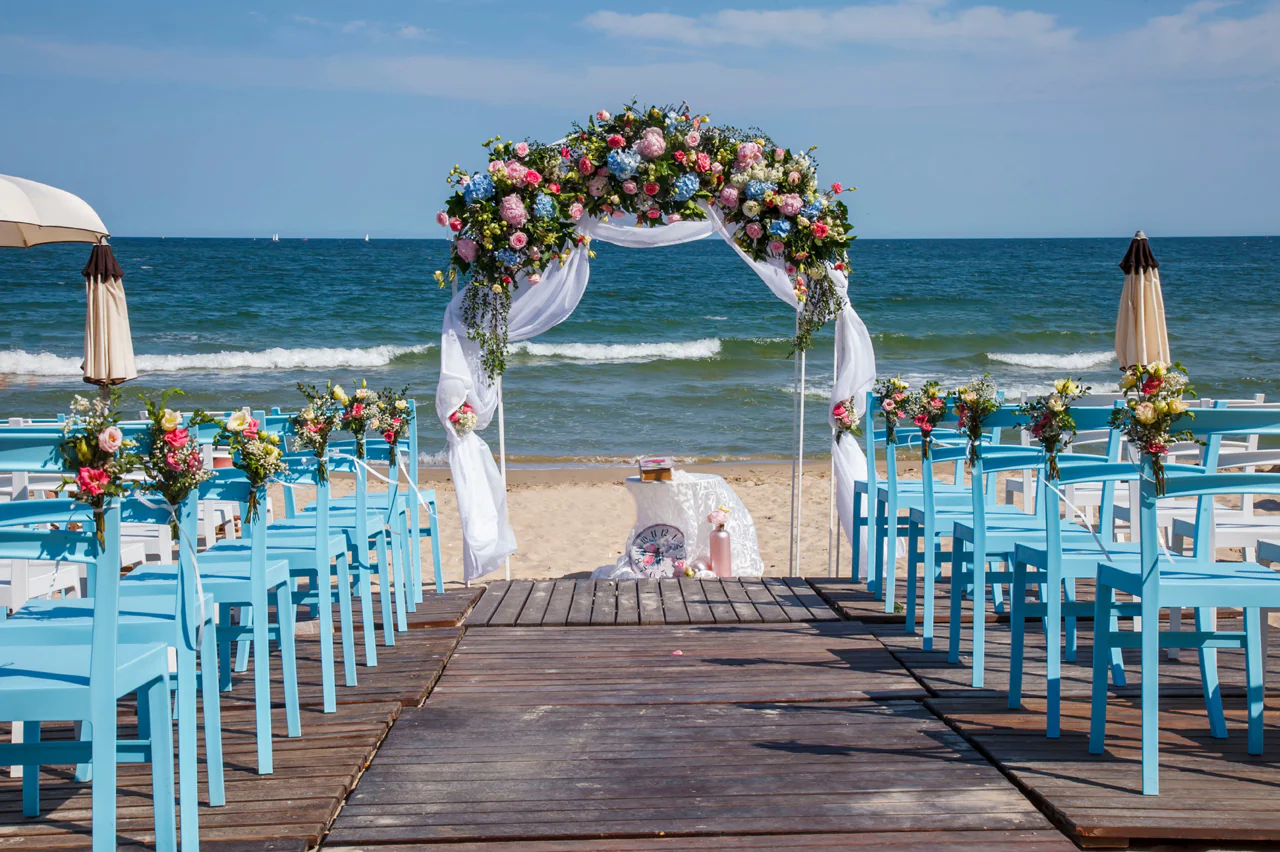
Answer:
[
  {"left": 787, "top": 577, "right": 841, "bottom": 620},
  {"left": 326, "top": 831, "right": 1079, "bottom": 851},
  {"left": 488, "top": 580, "right": 534, "bottom": 627},
  {"left": 721, "top": 580, "right": 763, "bottom": 623},
  {"left": 742, "top": 579, "right": 790, "bottom": 622},
  {"left": 614, "top": 581, "right": 641, "bottom": 625},
  {"left": 763, "top": 577, "right": 816, "bottom": 622},
  {"left": 516, "top": 580, "right": 556, "bottom": 626},
  {"left": 678, "top": 577, "right": 713, "bottom": 623},
  {"left": 658, "top": 579, "right": 689, "bottom": 624},
  {"left": 636, "top": 579, "right": 664, "bottom": 625},
  {"left": 542, "top": 579, "right": 576, "bottom": 627},
  {"left": 566, "top": 579, "right": 595, "bottom": 625},
  {"left": 590, "top": 581, "right": 618, "bottom": 625},
  {"left": 466, "top": 581, "right": 509, "bottom": 626},
  {"left": 700, "top": 580, "right": 739, "bottom": 624}
]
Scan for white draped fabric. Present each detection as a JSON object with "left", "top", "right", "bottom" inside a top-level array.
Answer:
[{"left": 436, "top": 202, "right": 877, "bottom": 582}]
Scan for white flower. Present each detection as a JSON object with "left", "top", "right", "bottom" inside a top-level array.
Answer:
[
  {"left": 355, "top": 387, "right": 368, "bottom": 400},
  {"left": 160, "top": 408, "right": 182, "bottom": 433},
  {"left": 225, "top": 408, "right": 253, "bottom": 433},
  {"left": 742, "top": 200, "right": 761, "bottom": 217},
  {"left": 394, "top": 399, "right": 408, "bottom": 411}
]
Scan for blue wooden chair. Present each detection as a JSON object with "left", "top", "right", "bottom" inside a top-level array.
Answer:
[
  {"left": 124, "top": 470, "right": 300, "bottom": 775},
  {"left": 0, "top": 495, "right": 177, "bottom": 852},
  {"left": 1089, "top": 406, "right": 1280, "bottom": 795}
]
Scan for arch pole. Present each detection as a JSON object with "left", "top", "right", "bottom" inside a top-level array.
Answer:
[
  {"left": 828, "top": 334, "right": 839, "bottom": 577},
  {"left": 498, "top": 377, "right": 509, "bottom": 581}
]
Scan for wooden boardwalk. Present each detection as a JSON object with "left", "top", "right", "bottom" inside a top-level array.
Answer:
[
  {"left": 467, "top": 578, "right": 839, "bottom": 627},
  {"left": 0, "top": 588, "right": 479, "bottom": 850}
]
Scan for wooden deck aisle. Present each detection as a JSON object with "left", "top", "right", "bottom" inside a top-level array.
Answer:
[
  {"left": 0, "top": 588, "right": 480, "bottom": 851},
  {"left": 466, "top": 579, "right": 839, "bottom": 627}
]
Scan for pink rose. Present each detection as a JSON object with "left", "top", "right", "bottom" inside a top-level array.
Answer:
[
  {"left": 448, "top": 217, "right": 463, "bottom": 233},
  {"left": 779, "top": 194, "right": 803, "bottom": 217},
  {"left": 529, "top": 247, "right": 541, "bottom": 260},
  {"left": 786, "top": 264, "right": 796, "bottom": 274},
  {"left": 528, "top": 273, "right": 541, "bottom": 284},
  {"left": 187, "top": 452, "right": 202, "bottom": 472},
  {"left": 745, "top": 222, "right": 763, "bottom": 240},
  {"left": 383, "top": 430, "right": 396, "bottom": 444},
  {"left": 831, "top": 182, "right": 844, "bottom": 193},
  {"left": 686, "top": 132, "right": 700, "bottom": 147},
  {"left": 588, "top": 175, "right": 609, "bottom": 197},
  {"left": 607, "top": 134, "right": 626, "bottom": 149},
  {"left": 634, "top": 127, "right": 666, "bottom": 160},
  {"left": 673, "top": 150, "right": 687, "bottom": 164},
  {"left": 768, "top": 240, "right": 785, "bottom": 254},
  {"left": 455, "top": 238, "right": 478, "bottom": 263},
  {"left": 647, "top": 209, "right": 661, "bottom": 219},
  {"left": 788, "top": 171, "right": 801, "bottom": 186},
  {"left": 736, "top": 142, "right": 763, "bottom": 167},
  {"left": 711, "top": 162, "right": 723, "bottom": 174},
  {"left": 76, "top": 467, "right": 109, "bottom": 497},
  {"left": 162, "top": 428, "right": 189, "bottom": 449},
  {"left": 811, "top": 222, "right": 830, "bottom": 239},
  {"left": 505, "top": 161, "right": 527, "bottom": 183},
  {"left": 695, "top": 152, "right": 711, "bottom": 172},
  {"left": 514, "top": 141, "right": 530, "bottom": 158},
  {"left": 718, "top": 186, "right": 739, "bottom": 208},
  {"left": 622, "top": 180, "right": 638, "bottom": 195},
  {"left": 165, "top": 451, "right": 184, "bottom": 472},
  {"left": 499, "top": 194, "right": 528, "bottom": 227},
  {"left": 243, "top": 419, "right": 259, "bottom": 440},
  {"left": 832, "top": 403, "right": 847, "bottom": 418},
  {"left": 774, "top": 147, "right": 786, "bottom": 160},
  {"left": 509, "top": 231, "right": 528, "bottom": 249},
  {"left": 350, "top": 403, "right": 364, "bottom": 418},
  {"left": 643, "top": 182, "right": 659, "bottom": 196},
  {"left": 568, "top": 202, "right": 584, "bottom": 221},
  {"left": 596, "top": 109, "right": 610, "bottom": 121},
  {"left": 97, "top": 426, "right": 123, "bottom": 454},
  {"left": 524, "top": 169, "right": 542, "bottom": 186},
  {"left": 578, "top": 157, "right": 595, "bottom": 176},
  {"left": 435, "top": 210, "right": 448, "bottom": 227},
  {"left": 487, "top": 160, "right": 504, "bottom": 175}
]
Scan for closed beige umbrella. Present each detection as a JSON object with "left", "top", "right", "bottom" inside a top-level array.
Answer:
[
  {"left": 0, "top": 174, "right": 135, "bottom": 388},
  {"left": 1115, "top": 230, "right": 1170, "bottom": 368},
  {"left": 81, "top": 243, "right": 136, "bottom": 385}
]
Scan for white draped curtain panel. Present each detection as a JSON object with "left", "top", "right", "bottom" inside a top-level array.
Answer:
[{"left": 436, "top": 201, "right": 877, "bottom": 582}]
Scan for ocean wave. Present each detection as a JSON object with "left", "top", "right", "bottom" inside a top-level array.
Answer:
[
  {"left": 0, "top": 344, "right": 434, "bottom": 376},
  {"left": 510, "top": 339, "right": 721, "bottom": 363},
  {"left": 986, "top": 350, "right": 1114, "bottom": 370}
]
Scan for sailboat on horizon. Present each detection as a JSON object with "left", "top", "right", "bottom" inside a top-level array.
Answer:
[
  {"left": 364, "top": 234, "right": 370, "bottom": 242},
  {"left": 271, "top": 233, "right": 279, "bottom": 242}
]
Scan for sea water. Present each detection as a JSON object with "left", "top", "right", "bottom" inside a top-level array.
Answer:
[{"left": 0, "top": 236, "right": 1274, "bottom": 463}]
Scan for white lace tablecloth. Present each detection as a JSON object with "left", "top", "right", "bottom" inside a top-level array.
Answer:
[{"left": 593, "top": 471, "right": 764, "bottom": 580}]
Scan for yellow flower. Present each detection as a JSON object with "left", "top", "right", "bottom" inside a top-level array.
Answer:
[
  {"left": 1047, "top": 395, "right": 1064, "bottom": 412},
  {"left": 1053, "top": 378, "right": 1079, "bottom": 395},
  {"left": 1134, "top": 401, "right": 1157, "bottom": 424},
  {"left": 1120, "top": 373, "right": 1138, "bottom": 390},
  {"left": 1148, "top": 361, "right": 1168, "bottom": 377},
  {"left": 160, "top": 408, "right": 182, "bottom": 433},
  {"left": 1153, "top": 398, "right": 1168, "bottom": 415},
  {"left": 225, "top": 408, "right": 252, "bottom": 433},
  {"left": 1168, "top": 399, "right": 1189, "bottom": 415},
  {"left": 332, "top": 385, "right": 349, "bottom": 405},
  {"left": 394, "top": 399, "right": 408, "bottom": 411}
]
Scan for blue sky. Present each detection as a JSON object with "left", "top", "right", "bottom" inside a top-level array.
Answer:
[{"left": 1, "top": 0, "right": 1277, "bottom": 239}]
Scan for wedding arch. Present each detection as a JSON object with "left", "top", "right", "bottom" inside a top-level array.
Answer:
[{"left": 432, "top": 103, "right": 877, "bottom": 582}]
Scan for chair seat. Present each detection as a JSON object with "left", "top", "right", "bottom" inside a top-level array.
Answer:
[
  {"left": 908, "top": 504, "right": 1036, "bottom": 525},
  {"left": 4, "top": 592, "right": 216, "bottom": 643},
  {"left": 201, "top": 532, "right": 348, "bottom": 564},
  {"left": 1098, "top": 558, "right": 1280, "bottom": 608},
  {"left": 0, "top": 641, "right": 169, "bottom": 718},
  {"left": 123, "top": 557, "right": 292, "bottom": 602}
]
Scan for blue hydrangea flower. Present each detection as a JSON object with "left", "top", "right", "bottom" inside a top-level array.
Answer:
[
  {"left": 665, "top": 111, "right": 680, "bottom": 128},
  {"left": 533, "top": 193, "right": 557, "bottom": 219},
  {"left": 495, "top": 249, "right": 521, "bottom": 267},
  {"left": 463, "top": 173, "right": 495, "bottom": 204},
  {"left": 607, "top": 148, "right": 641, "bottom": 180},
  {"left": 672, "top": 173, "right": 701, "bottom": 202},
  {"left": 769, "top": 219, "right": 792, "bottom": 238},
  {"left": 745, "top": 180, "right": 775, "bottom": 201},
  {"left": 800, "top": 200, "right": 825, "bottom": 220}
]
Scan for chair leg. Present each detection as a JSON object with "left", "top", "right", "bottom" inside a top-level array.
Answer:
[
  {"left": 200, "top": 621, "right": 226, "bottom": 807},
  {"left": 275, "top": 583, "right": 302, "bottom": 738},
  {"left": 218, "top": 604, "right": 233, "bottom": 692},
  {"left": 948, "top": 543, "right": 965, "bottom": 664},
  {"left": 428, "top": 499, "right": 444, "bottom": 595},
  {"left": 312, "top": 568, "right": 337, "bottom": 714},
  {"left": 374, "top": 532, "right": 397, "bottom": 645},
  {"left": 1064, "top": 578, "right": 1078, "bottom": 664},
  {"left": 391, "top": 526, "right": 410, "bottom": 630},
  {"left": 1089, "top": 582, "right": 1113, "bottom": 755},
  {"left": 972, "top": 554, "right": 986, "bottom": 689},
  {"left": 923, "top": 538, "right": 938, "bottom": 652},
  {"left": 175, "top": 646, "right": 200, "bottom": 851},
  {"left": 235, "top": 606, "right": 251, "bottom": 672},
  {"left": 1195, "top": 607, "right": 1227, "bottom": 739},
  {"left": 1009, "top": 560, "right": 1026, "bottom": 711},
  {"left": 21, "top": 721, "right": 39, "bottom": 817},
  {"left": 338, "top": 552, "right": 366, "bottom": 676},
  {"left": 90, "top": 702, "right": 119, "bottom": 852},
  {"left": 145, "top": 678, "right": 177, "bottom": 852},
  {"left": 1046, "top": 570, "right": 1062, "bottom": 739},
  {"left": 1168, "top": 606, "right": 1183, "bottom": 661},
  {"left": 905, "top": 520, "right": 920, "bottom": 635},
  {"left": 870, "top": 500, "right": 886, "bottom": 598},
  {"left": 249, "top": 599, "right": 274, "bottom": 774},
  {"left": 1140, "top": 593, "right": 1161, "bottom": 796},
  {"left": 1245, "top": 607, "right": 1265, "bottom": 755},
  {"left": 850, "top": 492, "right": 863, "bottom": 583}
]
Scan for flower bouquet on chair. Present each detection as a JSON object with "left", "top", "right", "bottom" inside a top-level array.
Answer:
[
  {"left": 294, "top": 382, "right": 344, "bottom": 482},
  {"left": 377, "top": 386, "right": 413, "bottom": 453},
  {"left": 903, "top": 380, "right": 947, "bottom": 457},
  {"left": 953, "top": 374, "right": 1000, "bottom": 467},
  {"left": 1018, "top": 378, "right": 1090, "bottom": 480},
  {"left": 1109, "top": 362, "right": 1195, "bottom": 495},
  {"left": 138, "top": 389, "right": 217, "bottom": 535},
  {"left": 831, "top": 398, "right": 861, "bottom": 443},
  {"left": 57, "top": 389, "right": 142, "bottom": 543},
  {"left": 340, "top": 379, "right": 382, "bottom": 460},
  {"left": 216, "top": 408, "right": 287, "bottom": 520},
  {"left": 874, "top": 376, "right": 910, "bottom": 442}
]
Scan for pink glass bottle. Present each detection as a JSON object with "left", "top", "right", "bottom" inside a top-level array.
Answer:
[{"left": 709, "top": 526, "right": 732, "bottom": 578}]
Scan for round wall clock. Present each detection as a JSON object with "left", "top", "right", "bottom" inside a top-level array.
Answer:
[{"left": 629, "top": 523, "right": 686, "bottom": 570}]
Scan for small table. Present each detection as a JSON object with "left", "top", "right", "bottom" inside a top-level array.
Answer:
[{"left": 596, "top": 471, "right": 764, "bottom": 579}]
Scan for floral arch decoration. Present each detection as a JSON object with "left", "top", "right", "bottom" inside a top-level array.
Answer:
[
  {"left": 432, "top": 103, "right": 877, "bottom": 583},
  {"left": 434, "top": 103, "right": 855, "bottom": 379}
]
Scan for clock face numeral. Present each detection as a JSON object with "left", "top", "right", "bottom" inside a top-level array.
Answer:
[{"left": 630, "top": 523, "right": 686, "bottom": 570}]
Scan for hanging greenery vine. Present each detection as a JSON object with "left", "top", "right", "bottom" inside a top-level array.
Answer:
[{"left": 434, "top": 102, "right": 855, "bottom": 379}]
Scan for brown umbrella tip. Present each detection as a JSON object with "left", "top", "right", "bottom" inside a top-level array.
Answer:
[{"left": 1119, "top": 232, "right": 1158, "bottom": 274}]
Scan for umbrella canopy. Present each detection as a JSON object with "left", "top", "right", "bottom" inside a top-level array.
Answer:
[
  {"left": 1114, "top": 230, "right": 1170, "bottom": 369},
  {"left": 0, "top": 174, "right": 109, "bottom": 247},
  {"left": 0, "top": 174, "right": 135, "bottom": 386}
]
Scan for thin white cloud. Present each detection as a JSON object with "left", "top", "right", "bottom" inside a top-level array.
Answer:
[{"left": 292, "top": 14, "right": 432, "bottom": 41}]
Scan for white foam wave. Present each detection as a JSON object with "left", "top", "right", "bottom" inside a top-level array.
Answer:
[
  {"left": 986, "top": 350, "right": 1114, "bottom": 370},
  {"left": 510, "top": 339, "right": 721, "bottom": 363},
  {"left": 0, "top": 344, "right": 434, "bottom": 377}
]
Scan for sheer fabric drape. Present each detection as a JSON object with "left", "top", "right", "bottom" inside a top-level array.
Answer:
[{"left": 436, "top": 203, "right": 876, "bottom": 581}]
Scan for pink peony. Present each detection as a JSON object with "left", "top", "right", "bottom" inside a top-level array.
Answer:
[
  {"left": 505, "top": 160, "right": 527, "bottom": 183},
  {"left": 76, "top": 466, "right": 109, "bottom": 497},
  {"left": 711, "top": 162, "right": 723, "bottom": 174},
  {"left": 435, "top": 210, "right": 448, "bottom": 227},
  {"left": 455, "top": 238, "right": 478, "bottom": 263},
  {"left": 774, "top": 146, "right": 785, "bottom": 160},
  {"left": 607, "top": 134, "right": 626, "bottom": 149},
  {"left": 718, "top": 186, "right": 739, "bottom": 208},
  {"left": 509, "top": 231, "right": 528, "bottom": 249},
  {"left": 634, "top": 127, "right": 666, "bottom": 160},
  {"left": 736, "top": 142, "right": 763, "bottom": 167},
  {"left": 524, "top": 169, "right": 542, "bottom": 186},
  {"left": 811, "top": 221, "right": 830, "bottom": 238},
  {"left": 578, "top": 157, "right": 595, "bottom": 176},
  {"left": 588, "top": 175, "right": 609, "bottom": 196},
  {"left": 487, "top": 160, "right": 504, "bottom": 175},
  {"left": 622, "top": 180, "right": 638, "bottom": 194},
  {"left": 768, "top": 240, "right": 785, "bottom": 254},
  {"left": 695, "top": 152, "right": 711, "bottom": 172},
  {"left": 643, "top": 182, "right": 659, "bottom": 196},
  {"left": 779, "top": 194, "right": 803, "bottom": 217},
  {"left": 98, "top": 426, "right": 123, "bottom": 453},
  {"left": 162, "top": 428, "right": 189, "bottom": 449},
  {"left": 745, "top": 222, "right": 763, "bottom": 240},
  {"left": 514, "top": 141, "right": 530, "bottom": 158},
  {"left": 788, "top": 171, "right": 802, "bottom": 186},
  {"left": 686, "top": 132, "right": 700, "bottom": 147},
  {"left": 499, "top": 194, "right": 528, "bottom": 227},
  {"left": 596, "top": 109, "right": 610, "bottom": 121},
  {"left": 568, "top": 202, "right": 584, "bottom": 221}
]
